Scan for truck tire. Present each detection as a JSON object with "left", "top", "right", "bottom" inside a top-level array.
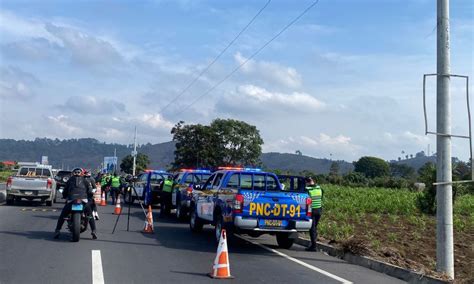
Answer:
[
  {"left": 71, "top": 212, "right": 81, "bottom": 242},
  {"left": 175, "top": 199, "right": 186, "bottom": 221},
  {"left": 6, "top": 194, "right": 14, "bottom": 205},
  {"left": 276, "top": 233, "right": 294, "bottom": 249},
  {"left": 189, "top": 207, "right": 203, "bottom": 233},
  {"left": 53, "top": 191, "right": 57, "bottom": 203},
  {"left": 45, "top": 200, "right": 53, "bottom": 206}
]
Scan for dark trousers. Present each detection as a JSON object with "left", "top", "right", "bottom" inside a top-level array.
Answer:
[
  {"left": 55, "top": 201, "right": 96, "bottom": 232},
  {"left": 309, "top": 208, "right": 322, "bottom": 248},
  {"left": 110, "top": 187, "right": 120, "bottom": 204}
]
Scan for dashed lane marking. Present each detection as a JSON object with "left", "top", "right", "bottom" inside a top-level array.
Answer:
[
  {"left": 92, "top": 250, "right": 105, "bottom": 284},
  {"left": 235, "top": 235, "right": 353, "bottom": 284},
  {"left": 21, "top": 208, "right": 57, "bottom": 212}
]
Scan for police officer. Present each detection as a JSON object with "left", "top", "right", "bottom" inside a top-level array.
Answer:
[
  {"left": 110, "top": 172, "right": 121, "bottom": 205},
  {"left": 160, "top": 176, "right": 174, "bottom": 215},
  {"left": 100, "top": 172, "right": 111, "bottom": 202},
  {"left": 305, "top": 177, "right": 322, "bottom": 251},
  {"left": 54, "top": 168, "right": 97, "bottom": 240}
]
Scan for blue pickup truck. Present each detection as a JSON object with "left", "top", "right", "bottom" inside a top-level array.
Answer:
[
  {"left": 189, "top": 168, "right": 312, "bottom": 249},
  {"left": 171, "top": 169, "right": 212, "bottom": 220}
]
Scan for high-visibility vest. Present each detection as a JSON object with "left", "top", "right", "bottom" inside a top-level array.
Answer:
[
  {"left": 307, "top": 186, "right": 322, "bottom": 209},
  {"left": 111, "top": 176, "right": 120, "bottom": 188},
  {"left": 101, "top": 176, "right": 108, "bottom": 186},
  {"left": 162, "top": 179, "right": 173, "bottom": 193}
]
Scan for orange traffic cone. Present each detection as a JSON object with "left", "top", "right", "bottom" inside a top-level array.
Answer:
[
  {"left": 100, "top": 191, "right": 106, "bottom": 206},
  {"left": 113, "top": 196, "right": 122, "bottom": 215},
  {"left": 142, "top": 205, "right": 154, "bottom": 233},
  {"left": 209, "top": 229, "right": 233, "bottom": 279}
]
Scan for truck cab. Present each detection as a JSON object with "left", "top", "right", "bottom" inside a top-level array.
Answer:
[
  {"left": 189, "top": 167, "right": 312, "bottom": 249},
  {"left": 171, "top": 169, "right": 212, "bottom": 220}
]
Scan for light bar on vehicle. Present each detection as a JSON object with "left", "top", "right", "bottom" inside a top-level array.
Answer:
[
  {"left": 218, "top": 167, "right": 243, "bottom": 171},
  {"left": 217, "top": 167, "right": 262, "bottom": 172},
  {"left": 180, "top": 168, "right": 211, "bottom": 173}
]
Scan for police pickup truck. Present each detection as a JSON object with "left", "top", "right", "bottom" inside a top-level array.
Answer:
[
  {"left": 171, "top": 169, "right": 212, "bottom": 220},
  {"left": 189, "top": 168, "right": 312, "bottom": 249}
]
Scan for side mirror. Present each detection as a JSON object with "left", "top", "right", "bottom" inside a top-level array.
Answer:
[{"left": 193, "top": 184, "right": 202, "bottom": 190}]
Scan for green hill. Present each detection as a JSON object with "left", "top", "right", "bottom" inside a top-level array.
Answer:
[{"left": 0, "top": 138, "right": 352, "bottom": 174}]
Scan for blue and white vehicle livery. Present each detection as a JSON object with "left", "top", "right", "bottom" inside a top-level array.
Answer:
[
  {"left": 171, "top": 169, "right": 212, "bottom": 220},
  {"left": 189, "top": 167, "right": 312, "bottom": 249}
]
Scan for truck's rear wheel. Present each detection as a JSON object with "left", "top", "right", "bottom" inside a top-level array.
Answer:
[
  {"left": 276, "top": 233, "right": 294, "bottom": 249},
  {"left": 71, "top": 212, "right": 81, "bottom": 242},
  {"left": 189, "top": 207, "right": 203, "bottom": 233}
]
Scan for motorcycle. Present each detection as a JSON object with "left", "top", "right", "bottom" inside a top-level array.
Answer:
[{"left": 58, "top": 189, "right": 91, "bottom": 242}]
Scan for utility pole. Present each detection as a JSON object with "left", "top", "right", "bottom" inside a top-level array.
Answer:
[
  {"left": 132, "top": 127, "right": 138, "bottom": 176},
  {"left": 436, "top": 0, "right": 454, "bottom": 278}
]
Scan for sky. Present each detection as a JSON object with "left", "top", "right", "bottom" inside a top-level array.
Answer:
[{"left": 0, "top": 0, "right": 473, "bottom": 162}]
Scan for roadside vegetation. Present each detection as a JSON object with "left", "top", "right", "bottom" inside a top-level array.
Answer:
[{"left": 311, "top": 185, "right": 473, "bottom": 283}]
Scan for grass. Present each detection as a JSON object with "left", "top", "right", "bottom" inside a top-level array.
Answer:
[{"left": 0, "top": 170, "right": 13, "bottom": 182}]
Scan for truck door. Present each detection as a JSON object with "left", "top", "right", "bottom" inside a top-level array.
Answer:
[{"left": 197, "top": 173, "right": 223, "bottom": 221}]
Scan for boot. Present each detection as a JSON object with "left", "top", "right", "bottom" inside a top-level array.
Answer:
[
  {"left": 53, "top": 230, "right": 60, "bottom": 239},
  {"left": 91, "top": 230, "right": 98, "bottom": 240},
  {"left": 305, "top": 246, "right": 317, "bottom": 252}
]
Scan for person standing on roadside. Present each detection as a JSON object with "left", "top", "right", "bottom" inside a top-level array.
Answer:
[
  {"left": 110, "top": 172, "right": 121, "bottom": 205},
  {"left": 305, "top": 177, "right": 323, "bottom": 251}
]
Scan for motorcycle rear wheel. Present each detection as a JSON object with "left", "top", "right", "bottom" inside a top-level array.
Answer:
[{"left": 71, "top": 212, "right": 81, "bottom": 242}]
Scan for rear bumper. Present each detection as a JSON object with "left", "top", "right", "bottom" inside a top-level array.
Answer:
[
  {"left": 7, "top": 189, "right": 52, "bottom": 198},
  {"left": 234, "top": 216, "right": 312, "bottom": 232}
]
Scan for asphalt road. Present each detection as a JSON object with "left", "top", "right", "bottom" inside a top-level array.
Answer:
[{"left": 0, "top": 199, "right": 406, "bottom": 284}]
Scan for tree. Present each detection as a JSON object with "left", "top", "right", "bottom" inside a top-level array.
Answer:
[
  {"left": 211, "top": 118, "right": 263, "bottom": 166},
  {"left": 295, "top": 150, "right": 302, "bottom": 156},
  {"left": 390, "top": 163, "right": 416, "bottom": 179},
  {"left": 120, "top": 153, "right": 150, "bottom": 174},
  {"left": 416, "top": 162, "right": 437, "bottom": 214},
  {"left": 171, "top": 119, "right": 264, "bottom": 168},
  {"left": 171, "top": 121, "right": 217, "bottom": 168},
  {"left": 353, "top": 156, "right": 390, "bottom": 178},
  {"left": 415, "top": 151, "right": 426, "bottom": 158},
  {"left": 329, "top": 161, "right": 339, "bottom": 176}
]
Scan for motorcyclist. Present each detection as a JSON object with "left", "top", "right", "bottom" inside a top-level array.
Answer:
[
  {"left": 84, "top": 169, "right": 99, "bottom": 220},
  {"left": 54, "top": 167, "right": 97, "bottom": 240}
]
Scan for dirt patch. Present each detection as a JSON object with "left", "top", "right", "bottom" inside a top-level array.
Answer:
[{"left": 317, "top": 214, "right": 473, "bottom": 283}]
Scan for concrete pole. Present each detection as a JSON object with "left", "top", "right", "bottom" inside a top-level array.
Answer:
[
  {"left": 436, "top": 0, "right": 454, "bottom": 279},
  {"left": 132, "top": 127, "right": 137, "bottom": 176}
]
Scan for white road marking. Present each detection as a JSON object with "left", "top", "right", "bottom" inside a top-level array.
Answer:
[
  {"left": 92, "top": 250, "right": 105, "bottom": 284},
  {"left": 235, "top": 235, "right": 353, "bottom": 284}
]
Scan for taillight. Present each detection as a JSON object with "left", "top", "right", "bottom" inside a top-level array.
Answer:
[
  {"left": 6, "top": 176, "right": 12, "bottom": 188},
  {"left": 186, "top": 185, "right": 193, "bottom": 196},
  {"left": 234, "top": 194, "right": 244, "bottom": 214},
  {"left": 47, "top": 178, "right": 52, "bottom": 189},
  {"left": 306, "top": 197, "right": 312, "bottom": 217}
]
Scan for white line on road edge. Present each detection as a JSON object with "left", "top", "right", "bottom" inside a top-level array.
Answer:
[
  {"left": 92, "top": 250, "right": 105, "bottom": 284},
  {"left": 235, "top": 235, "right": 352, "bottom": 284}
]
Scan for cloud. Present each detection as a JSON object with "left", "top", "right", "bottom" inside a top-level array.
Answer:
[
  {"left": 62, "top": 96, "right": 126, "bottom": 115},
  {"left": 44, "top": 23, "right": 124, "bottom": 67},
  {"left": 234, "top": 52, "right": 302, "bottom": 88},
  {"left": 216, "top": 84, "right": 325, "bottom": 116},
  {"left": 139, "top": 113, "right": 174, "bottom": 129},
  {"left": 47, "top": 115, "right": 81, "bottom": 134},
  {"left": 1, "top": 38, "right": 62, "bottom": 61},
  {"left": 264, "top": 133, "right": 360, "bottom": 160},
  {"left": 0, "top": 66, "right": 39, "bottom": 99}
]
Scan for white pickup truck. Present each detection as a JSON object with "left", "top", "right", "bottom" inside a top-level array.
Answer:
[{"left": 5, "top": 164, "right": 57, "bottom": 206}]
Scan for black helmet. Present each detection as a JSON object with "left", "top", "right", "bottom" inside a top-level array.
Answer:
[{"left": 72, "top": 168, "right": 83, "bottom": 176}]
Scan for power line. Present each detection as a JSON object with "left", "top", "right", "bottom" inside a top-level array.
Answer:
[
  {"left": 158, "top": 0, "right": 272, "bottom": 115},
  {"left": 175, "top": 0, "right": 320, "bottom": 116}
]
